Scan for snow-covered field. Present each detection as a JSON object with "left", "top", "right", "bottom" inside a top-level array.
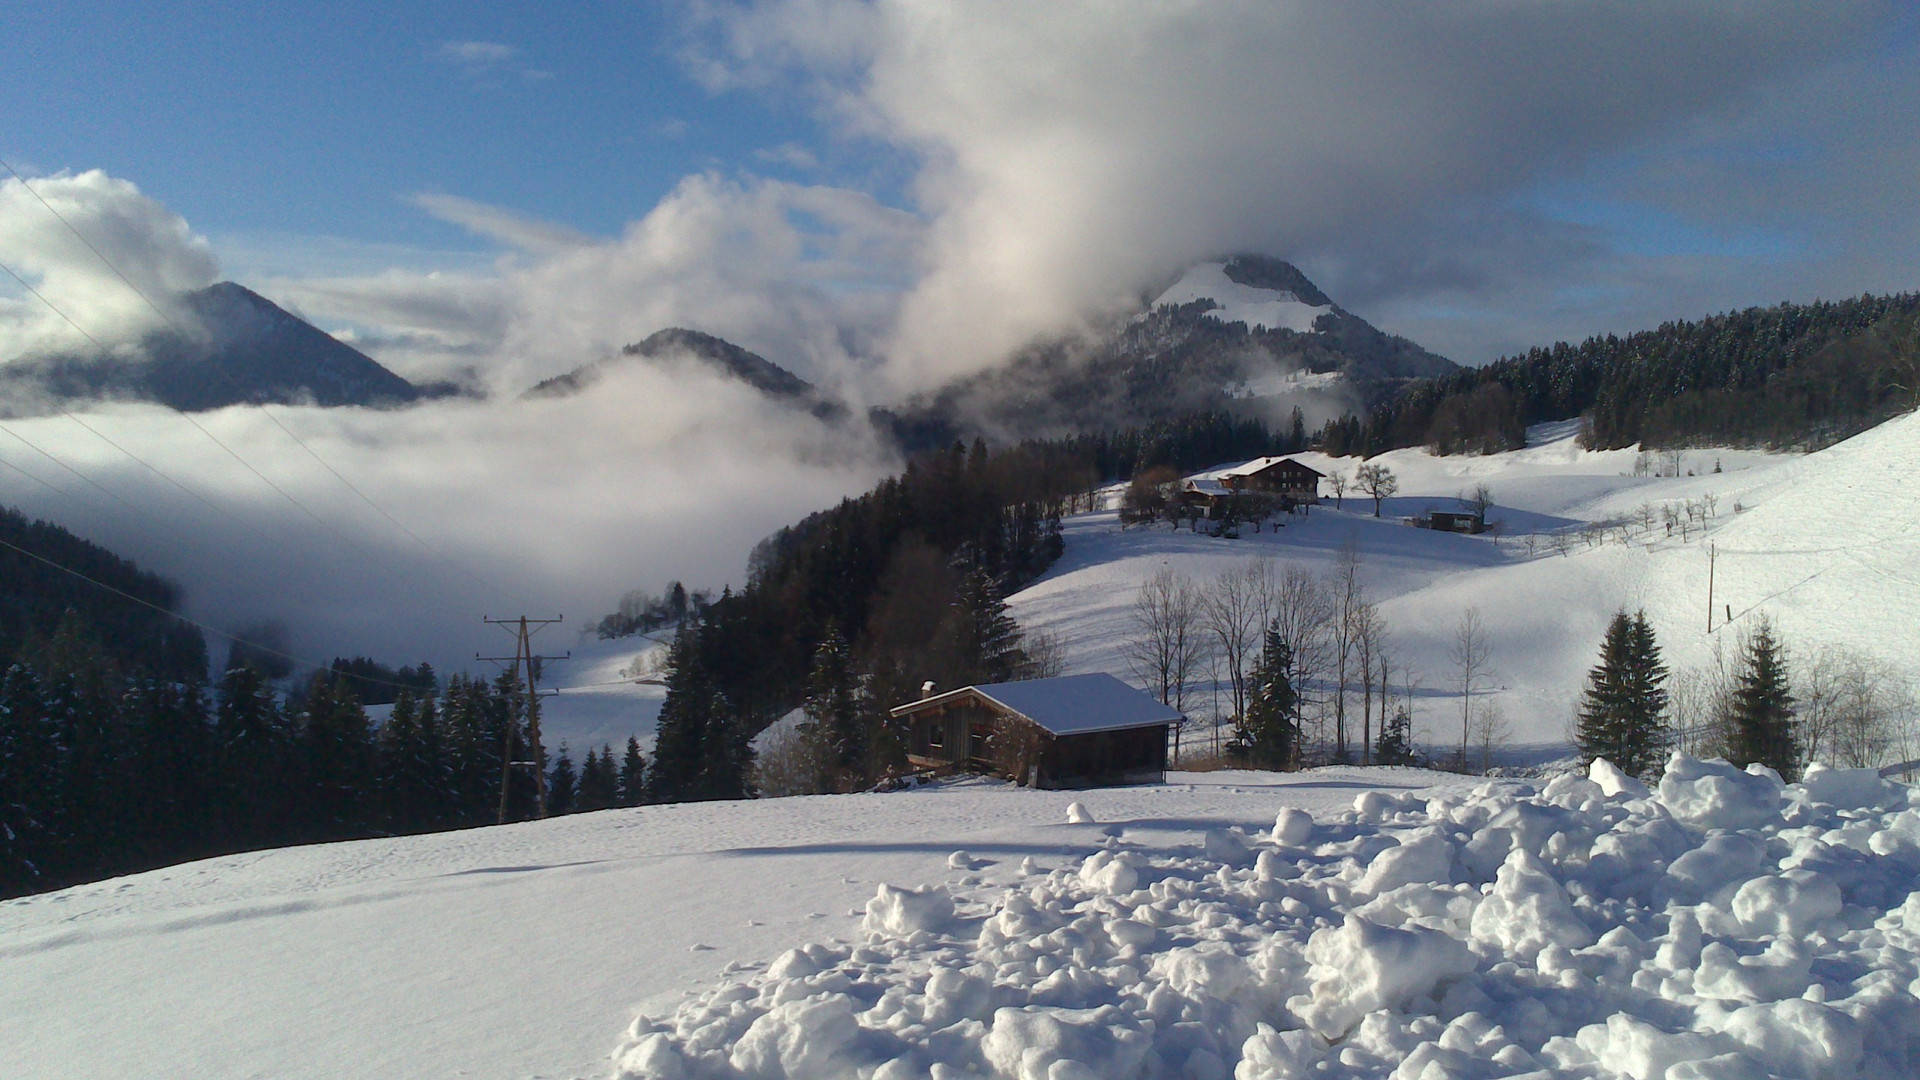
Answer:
[
  {"left": 1011, "top": 413, "right": 1920, "bottom": 755},
  {"left": 11, "top": 759, "right": 1920, "bottom": 1079}
]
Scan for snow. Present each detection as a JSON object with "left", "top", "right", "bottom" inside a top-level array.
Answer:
[
  {"left": 962, "top": 673, "right": 1186, "bottom": 737},
  {"left": 1008, "top": 412, "right": 1920, "bottom": 752},
  {"left": 8, "top": 755, "right": 1920, "bottom": 1079},
  {"left": 606, "top": 755, "right": 1920, "bottom": 1080},
  {"left": 539, "top": 633, "right": 669, "bottom": 753},
  {"left": 1151, "top": 262, "right": 1332, "bottom": 333}
]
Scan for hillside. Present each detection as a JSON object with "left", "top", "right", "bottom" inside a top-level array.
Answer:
[
  {"left": 0, "top": 504, "right": 206, "bottom": 680},
  {"left": 1009, "top": 411, "right": 1920, "bottom": 755},
  {"left": 1330, "top": 292, "right": 1920, "bottom": 457},
  {"left": 0, "top": 282, "right": 435, "bottom": 415}
]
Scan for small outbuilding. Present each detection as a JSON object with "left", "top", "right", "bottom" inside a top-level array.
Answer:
[
  {"left": 1422, "top": 510, "right": 1486, "bottom": 534},
  {"left": 891, "top": 673, "right": 1179, "bottom": 788}
]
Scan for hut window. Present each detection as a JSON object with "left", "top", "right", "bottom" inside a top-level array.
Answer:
[{"left": 928, "top": 723, "right": 944, "bottom": 749}]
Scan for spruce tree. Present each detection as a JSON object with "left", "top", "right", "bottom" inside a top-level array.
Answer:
[
  {"left": 1232, "top": 621, "right": 1297, "bottom": 769},
  {"left": 1728, "top": 618, "right": 1798, "bottom": 781},
  {"left": 576, "top": 745, "right": 619, "bottom": 811},
  {"left": 297, "top": 675, "right": 376, "bottom": 841},
  {"left": 214, "top": 665, "right": 290, "bottom": 850},
  {"left": 801, "top": 627, "right": 863, "bottom": 791},
  {"left": 646, "top": 626, "right": 751, "bottom": 803},
  {"left": 548, "top": 745, "right": 577, "bottom": 815},
  {"left": 617, "top": 736, "right": 646, "bottom": 807},
  {"left": 0, "top": 664, "right": 58, "bottom": 897},
  {"left": 1375, "top": 707, "right": 1415, "bottom": 765},
  {"left": 957, "top": 563, "right": 1026, "bottom": 683},
  {"left": 1575, "top": 610, "right": 1671, "bottom": 779}
]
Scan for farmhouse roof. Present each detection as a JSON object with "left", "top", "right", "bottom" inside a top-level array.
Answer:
[
  {"left": 890, "top": 672, "right": 1183, "bottom": 737},
  {"left": 1186, "top": 456, "right": 1324, "bottom": 483}
]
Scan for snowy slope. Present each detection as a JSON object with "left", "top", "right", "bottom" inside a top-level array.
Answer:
[
  {"left": 14, "top": 759, "right": 1918, "bottom": 1079},
  {"left": 0, "top": 768, "right": 1472, "bottom": 1080},
  {"left": 1009, "top": 414, "right": 1919, "bottom": 753},
  {"left": 1151, "top": 262, "right": 1331, "bottom": 333},
  {"left": 538, "top": 633, "right": 670, "bottom": 755}
]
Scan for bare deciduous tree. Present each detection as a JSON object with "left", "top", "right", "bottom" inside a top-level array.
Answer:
[
  {"left": 1204, "top": 559, "right": 1276, "bottom": 725},
  {"left": 1471, "top": 699, "right": 1511, "bottom": 774},
  {"left": 1351, "top": 600, "right": 1386, "bottom": 764},
  {"left": 1270, "top": 563, "right": 1333, "bottom": 747},
  {"left": 1326, "top": 469, "right": 1349, "bottom": 509},
  {"left": 1355, "top": 463, "right": 1399, "bottom": 517},
  {"left": 1448, "top": 606, "right": 1493, "bottom": 762},
  {"left": 1798, "top": 644, "right": 1915, "bottom": 770},
  {"left": 1327, "top": 540, "right": 1365, "bottom": 761},
  {"left": 1123, "top": 568, "right": 1207, "bottom": 711}
]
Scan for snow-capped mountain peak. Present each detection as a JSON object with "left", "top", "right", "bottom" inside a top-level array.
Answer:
[{"left": 1151, "top": 259, "right": 1332, "bottom": 333}]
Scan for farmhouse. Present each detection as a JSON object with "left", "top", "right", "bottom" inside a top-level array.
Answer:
[
  {"left": 1216, "top": 456, "right": 1324, "bottom": 500},
  {"left": 891, "top": 672, "right": 1179, "bottom": 788}
]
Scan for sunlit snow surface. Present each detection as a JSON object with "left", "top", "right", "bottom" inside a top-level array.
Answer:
[
  {"left": 1151, "top": 262, "right": 1331, "bottom": 333},
  {"left": 1009, "top": 414, "right": 1920, "bottom": 752},
  {"left": 616, "top": 758, "right": 1920, "bottom": 1080}
]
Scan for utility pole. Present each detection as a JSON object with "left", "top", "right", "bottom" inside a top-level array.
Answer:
[
  {"left": 1706, "top": 543, "right": 1716, "bottom": 634},
  {"left": 480, "top": 615, "right": 568, "bottom": 823}
]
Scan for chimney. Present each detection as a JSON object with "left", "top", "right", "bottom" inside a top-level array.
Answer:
[{"left": 921, "top": 680, "right": 936, "bottom": 699}]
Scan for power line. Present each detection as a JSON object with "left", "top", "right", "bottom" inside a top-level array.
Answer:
[{"left": 1, "top": 159, "right": 514, "bottom": 606}]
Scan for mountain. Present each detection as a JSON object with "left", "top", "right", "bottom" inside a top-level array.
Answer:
[
  {"left": 884, "top": 254, "right": 1455, "bottom": 447},
  {"left": 525, "top": 327, "right": 845, "bottom": 420},
  {"left": 0, "top": 282, "right": 439, "bottom": 416}
]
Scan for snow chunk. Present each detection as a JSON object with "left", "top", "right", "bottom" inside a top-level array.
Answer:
[
  {"left": 1658, "top": 755, "right": 1783, "bottom": 832},
  {"left": 1288, "top": 915, "right": 1474, "bottom": 1039},
  {"left": 862, "top": 884, "right": 954, "bottom": 938},
  {"left": 1729, "top": 870, "right": 1843, "bottom": 937},
  {"left": 1718, "top": 998, "right": 1863, "bottom": 1080},
  {"left": 1272, "top": 807, "right": 1314, "bottom": 847},
  {"left": 1077, "top": 850, "right": 1141, "bottom": 895},
  {"left": 728, "top": 993, "right": 864, "bottom": 1080},
  {"left": 1589, "top": 757, "right": 1650, "bottom": 799},
  {"left": 1357, "top": 828, "right": 1456, "bottom": 897},
  {"left": 1234, "top": 1024, "right": 1321, "bottom": 1080},
  {"left": 1065, "top": 801, "right": 1095, "bottom": 825},
  {"left": 980, "top": 1005, "right": 1149, "bottom": 1080},
  {"left": 1573, "top": 1013, "right": 1732, "bottom": 1080},
  {"left": 1799, "top": 763, "right": 1901, "bottom": 810},
  {"left": 1469, "top": 848, "right": 1594, "bottom": 959}
]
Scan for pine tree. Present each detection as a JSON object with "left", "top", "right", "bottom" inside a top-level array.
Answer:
[
  {"left": 1727, "top": 618, "right": 1798, "bottom": 781},
  {"left": 1232, "top": 621, "right": 1297, "bottom": 769},
  {"left": 617, "top": 736, "right": 646, "bottom": 807},
  {"left": 1375, "top": 707, "right": 1415, "bottom": 765},
  {"left": 213, "top": 665, "right": 290, "bottom": 850},
  {"left": 1575, "top": 610, "right": 1671, "bottom": 779},
  {"left": 548, "top": 745, "right": 577, "bottom": 815}
]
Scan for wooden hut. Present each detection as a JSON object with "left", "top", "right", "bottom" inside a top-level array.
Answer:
[{"left": 891, "top": 673, "right": 1179, "bottom": 788}]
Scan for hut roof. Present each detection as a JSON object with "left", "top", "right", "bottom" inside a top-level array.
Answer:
[{"left": 891, "top": 673, "right": 1183, "bottom": 737}]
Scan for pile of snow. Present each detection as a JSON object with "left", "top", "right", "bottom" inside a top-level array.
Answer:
[
  {"left": 1151, "top": 262, "right": 1331, "bottom": 333},
  {"left": 612, "top": 755, "right": 1920, "bottom": 1079}
]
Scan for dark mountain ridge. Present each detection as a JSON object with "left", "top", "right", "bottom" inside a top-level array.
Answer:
[
  {"left": 525, "top": 327, "right": 846, "bottom": 421},
  {"left": 0, "top": 282, "right": 440, "bottom": 416}
]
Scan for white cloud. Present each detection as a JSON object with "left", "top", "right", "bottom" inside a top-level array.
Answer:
[
  {"left": 699, "top": 0, "right": 1890, "bottom": 376},
  {"left": 0, "top": 357, "right": 894, "bottom": 672},
  {"left": 436, "top": 40, "right": 517, "bottom": 64},
  {"left": 0, "top": 171, "right": 218, "bottom": 360},
  {"left": 753, "top": 143, "right": 821, "bottom": 170}
]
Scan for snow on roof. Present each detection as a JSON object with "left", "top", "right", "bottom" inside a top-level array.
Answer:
[
  {"left": 1152, "top": 261, "right": 1331, "bottom": 333},
  {"left": 894, "top": 673, "right": 1183, "bottom": 736},
  {"left": 1183, "top": 478, "right": 1231, "bottom": 496},
  {"left": 1186, "top": 456, "right": 1324, "bottom": 483}
]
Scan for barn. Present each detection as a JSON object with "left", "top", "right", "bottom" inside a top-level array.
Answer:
[{"left": 891, "top": 673, "right": 1180, "bottom": 788}]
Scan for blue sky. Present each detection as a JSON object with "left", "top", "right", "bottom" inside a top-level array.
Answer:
[
  {"left": 7, "top": 1, "right": 1919, "bottom": 378},
  {"left": 9, "top": 2, "right": 865, "bottom": 255}
]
